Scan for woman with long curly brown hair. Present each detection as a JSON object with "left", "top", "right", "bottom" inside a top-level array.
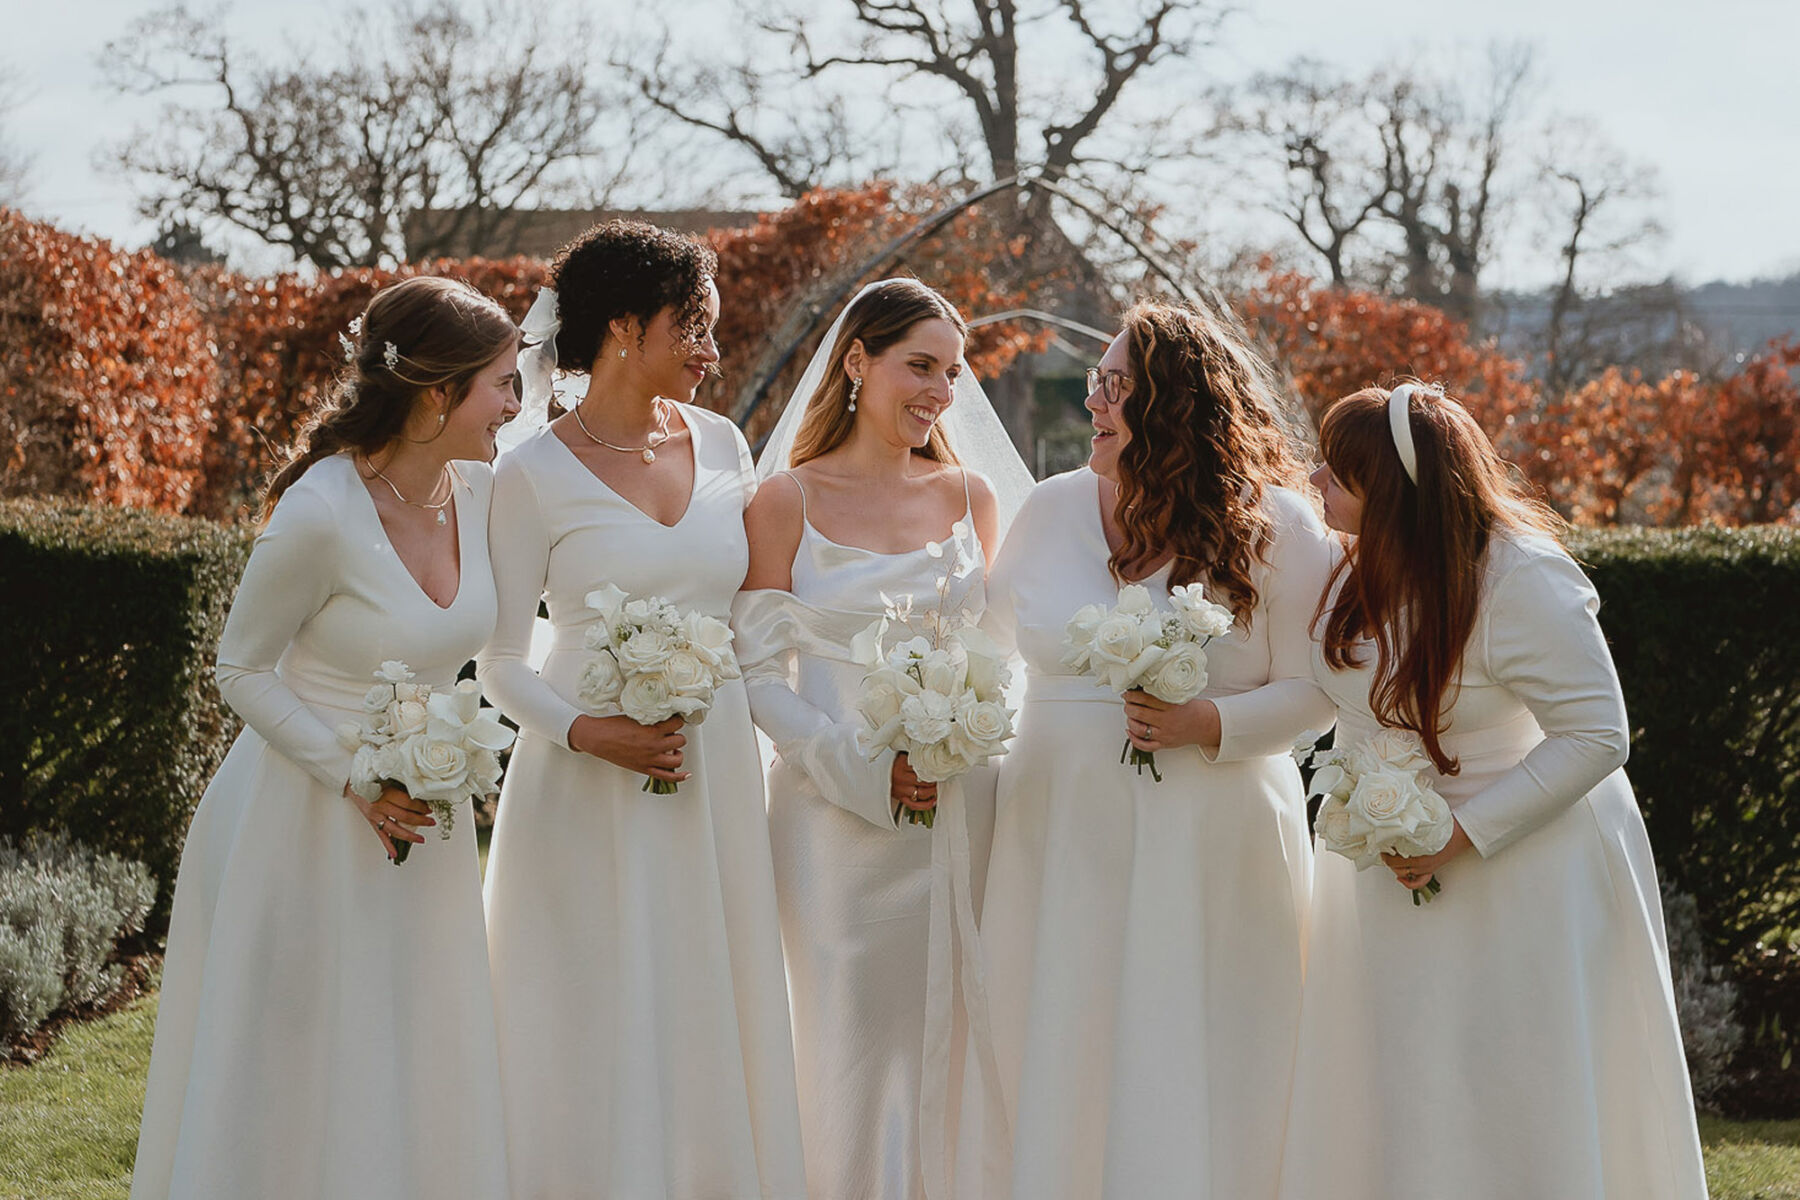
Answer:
[
  {"left": 1279, "top": 384, "right": 1705, "bottom": 1200},
  {"left": 961, "top": 300, "right": 1336, "bottom": 1200}
]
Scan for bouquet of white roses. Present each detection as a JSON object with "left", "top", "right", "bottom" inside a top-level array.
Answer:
[
  {"left": 336, "top": 660, "right": 516, "bottom": 864},
  {"left": 576, "top": 583, "right": 741, "bottom": 794},
  {"left": 1061, "top": 582, "right": 1235, "bottom": 782},
  {"left": 1303, "top": 728, "right": 1455, "bottom": 905},
  {"left": 851, "top": 519, "right": 1015, "bottom": 827}
]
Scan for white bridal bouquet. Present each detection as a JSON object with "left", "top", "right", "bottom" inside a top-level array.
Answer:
[
  {"left": 336, "top": 660, "right": 516, "bottom": 864},
  {"left": 576, "top": 583, "right": 741, "bottom": 794},
  {"left": 852, "top": 520, "right": 1016, "bottom": 827},
  {"left": 1302, "top": 728, "right": 1456, "bottom": 905},
  {"left": 1061, "top": 582, "right": 1235, "bottom": 782}
]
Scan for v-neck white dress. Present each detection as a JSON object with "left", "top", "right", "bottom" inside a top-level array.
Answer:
[
  {"left": 477, "top": 408, "right": 806, "bottom": 1200},
  {"left": 963, "top": 468, "right": 1336, "bottom": 1200},
  {"left": 131, "top": 453, "right": 509, "bottom": 1200}
]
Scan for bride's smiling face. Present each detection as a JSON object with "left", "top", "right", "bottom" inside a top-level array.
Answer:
[{"left": 846, "top": 318, "right": 965, "bottom": 448}]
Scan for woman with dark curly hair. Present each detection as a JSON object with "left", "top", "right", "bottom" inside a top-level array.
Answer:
[
  {"left": 476, "top": 220, "right": 806, "bottom": 1198},
  {"left": 1278, "top": 385, "right": 1705, "bottom": 1200},
  {"left": 961, "top": 300, "right": 1335, "bottom": 1200}
]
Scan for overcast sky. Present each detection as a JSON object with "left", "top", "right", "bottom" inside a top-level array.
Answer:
[{"left": 10, "top": 0, "right": 1798, "bottom": 285}]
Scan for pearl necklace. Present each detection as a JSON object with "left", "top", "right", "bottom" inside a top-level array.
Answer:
[
  {"left": 363, "top": 457, "right": 457, "bottom": 525},
  {"left": 573, "top": 398, "right": 671, "bottom": 464}
]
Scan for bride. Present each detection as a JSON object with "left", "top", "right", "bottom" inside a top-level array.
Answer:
[{"left": 733, "top": 277, "right": 1033, "bottom": 1200}]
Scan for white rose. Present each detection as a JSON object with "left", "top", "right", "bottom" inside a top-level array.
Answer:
[
  {"left": 1347, "top": 768, "right": 1426, "bottom": 834},
  {"left": 376, "top": 660, "right": 413, "bottom": 684},
  {"left": 685, "top": 614, "right": 738, "bottom": 677},
  {"left": 394, "top": 681, "right": 431, "bottom": 704},
  {"left": 1115, "top": 584, "right": 1154, "bottom": 616},
  {"left": 663, "top": 649, "right": 713, "bottom": 699},
  {"left": 1099, "top": 642, "right": 1167, "bottom": 696},
  {"left": 1141, "top": 640, "right": 1209, "bottom": 704},
  {"left": 1090, "top": 613, "right": 1147, "bottom": 670},
  {"left": 1061, "top": 603, "right": 1109, "bottom": 669},
  {"left": 577, "top": 651, "right": 625, "bottom": 710},
  {"left": 1392, "top": 786, "right": 1455, "bottom": 856},
  {"left": 1170, "top": 584, "right": 1236, "bottom": 640},
  {"left": 397, "top": 735, "right": 471, "bottom": 800},
  {"left": 900, "top": 690, "right": 956, "bottom": 747},
  {"left": 363, "top": 683, "right": 394, "bottom": 713},
  {"left": 615, "top": 628, "right": 675, "bottom": 674},
  {"left": 467, "top": 748, "right": 503, "bottom": 797},
  {"left": 919, "top": 646, "right": 966, "bottom": 696},
  {"left": 348, "top": 744, "right": 385, "bottom": 802},
  {"left": 391, "top": 699, "right": 429, "bottom": 737},
  {"left": 1313, "top": 796, "right": 1357, "bottom": 853},
  {"left": 950, "top": 695, "right": 1013, "bottom": 760},
  {"left": 621, "top": 598, "right": 659, "bottom": 626},
  {"left": 619, "top": 672, "right": 679, "bottom": 725},
  {"left": 908, "top": 737, "right": 969, "bottom": 784}
]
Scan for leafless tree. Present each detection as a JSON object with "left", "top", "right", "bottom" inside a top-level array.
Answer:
[
  {"left": 107, "top": 2, "right": 618, "bottom": 268},
  {"left": 0, "top": 72, "right": 35, "bottom": 207},
  {"left": 1535, "top": 118, "right": 1664, "bottom": 390}
]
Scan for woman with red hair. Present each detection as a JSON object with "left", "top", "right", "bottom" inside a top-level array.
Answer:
[
  {"left": 1280, "top": 383, "right": 1706, "bottom": 1199},
  {"left": 964, "top": 300, "right": 1335, "bottom": 1199}
]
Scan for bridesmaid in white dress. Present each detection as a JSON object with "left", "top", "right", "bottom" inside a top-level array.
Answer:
[
  {"left": 131, "top": 277, "right": 521, "bottom": 1200},
  {"left": 478, "top": 220, "right": 806, "bottom": 1200},
  {"left": 1279, "top": 384, "right": 1707, "bottom": 1200},
  {"left": 732, "top": 279, "right": 1030, "bottom": 1200},
  {"left": 966, "top": 301, "right": 1336, "bottom": 1200}
]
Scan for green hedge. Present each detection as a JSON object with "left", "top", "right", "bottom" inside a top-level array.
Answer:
[
  {"left": 0, "top": 500, "right": 251, "bottom": 926},
  {"left": 1570, "top": 526, "right": 1800, "bottom": 964}
]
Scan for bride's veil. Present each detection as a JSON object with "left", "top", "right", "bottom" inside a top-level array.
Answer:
[{"left": 754, "top": 279, "right": 1037, "bottom": 537}]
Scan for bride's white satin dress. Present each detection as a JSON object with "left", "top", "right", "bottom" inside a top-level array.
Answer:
[
  {"left": 477, "top": 408, "right": 806, "bottom": 1200},
  {"left": 1278, "top": 533, "right": 1708, "bottom": 1200},
  {"left": 962, "top": 469, "right": 1335, "bottom": 1200},
  {"left": 733, "top": 469, "right": 998, "bottom": 1200},
  {"left": 131, "top": 453, "right": 509, "bottom": 1200}
]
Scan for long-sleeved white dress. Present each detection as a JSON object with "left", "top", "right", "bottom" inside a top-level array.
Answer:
[
  {"left": 131, "top": 452, "right": 509, "bottom": 1200},
  {"left": 477, "top": 408, "right": 806, "bottom": 1200},
  {"left": 963, "top": 468, "right": 1336, "bottom": 1200},
  {"left": 732, "top": 469, "right": 998, "bottom": 1200},
  {"left": 1278, "top": 532, "right": 1708, "bottom": 1200}
]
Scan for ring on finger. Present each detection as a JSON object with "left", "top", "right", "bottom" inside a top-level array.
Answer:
[{"left": 376, "top": 816, "right": 388, "bottom": 831}]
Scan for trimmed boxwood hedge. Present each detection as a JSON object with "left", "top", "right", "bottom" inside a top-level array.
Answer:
[
  {"left": 0, "top": 499, "right": 251, "bottom": 925},
  {"left": 2, "top": 500, "right": 1795, "bottom": 964},
  {"left": 1569, "top": 526, "right": 1800, "bottom": 964}
]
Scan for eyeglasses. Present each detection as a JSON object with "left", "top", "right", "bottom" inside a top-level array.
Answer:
[{"left": 1085, "top": 367, "right": 1132, "bottom": 406}]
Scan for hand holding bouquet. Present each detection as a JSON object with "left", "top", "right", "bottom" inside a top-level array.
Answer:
[
  {"left": 851, "top": 520, "right": 1014, "bottom": 827},
  {"left": 1303, "top": 728, "right": 1455, "bottom": 905},
  {"left": 576, "top": 584, "right": 741, "bottom": 793},
  {"left": 1061, "top": 582, "right": 1234, "bottom": 782},
  {"left": 336, "top": 661, "right": 516, "bottom": 864}
]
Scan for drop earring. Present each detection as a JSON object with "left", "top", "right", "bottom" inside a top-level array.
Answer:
[
  {"left": 847, "top": 376, "right": 861, "bottom": 413},
  {"left": 618, "top": 347, "right": 627, "bottom": 359}
]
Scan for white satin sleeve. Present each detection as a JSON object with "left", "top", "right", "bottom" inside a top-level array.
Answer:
[
  {"left": 1453, "top": 547, "right": 1632, "bottom": 857},
  {"left": 213, "top": 485, "right": 356, "bottom": 792},
  {"left": 732, "top": 589, "right": 900, "bottom": 830},
  {"left": 476, "top": 452, "right": 583, "bottom": 745},
  {"left": 1209, "top": 488, "right": 1339, "bottom": 763}
]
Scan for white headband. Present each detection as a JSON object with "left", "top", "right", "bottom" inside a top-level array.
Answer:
[{"left": 1386, "top": 384, "right": 1420, "bottom": 484}]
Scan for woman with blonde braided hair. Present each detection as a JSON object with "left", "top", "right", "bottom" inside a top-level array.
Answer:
[
  {"left": 960, "top": 299, "right": 1336, "bottom": 1199},
  {"left": 132, "top": 275, "right": 522, "bottom": 1199}
]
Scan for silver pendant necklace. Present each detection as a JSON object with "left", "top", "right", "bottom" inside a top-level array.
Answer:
[
  {"left": 573, "top": 398, "right": 671, "bottom": 464},
  {"left": 364, "top": 457, "right": 457, "bottom": 525}
]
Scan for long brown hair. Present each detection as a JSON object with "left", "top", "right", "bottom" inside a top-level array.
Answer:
[
  {"left": 789, "top": 278, "right": 967, "bottom": 468},
  {"left": 1111, "top": 300, "right": 1305, "bottom": 619},
  {"left": 1315, "top": 382, "right": 1563, "bottom": 773},
  {"left": 263, "top": 276, "right": 518, "bottom": 515}
]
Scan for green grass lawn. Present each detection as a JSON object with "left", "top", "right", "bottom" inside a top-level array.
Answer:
[{"left": 3, "top": 987, "right": 1798, "bottom": 1199}]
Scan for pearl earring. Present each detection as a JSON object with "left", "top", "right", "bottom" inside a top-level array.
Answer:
[
  {"left": 618, "top": 347, "right": 627, "bottom": 359},
  {"left": 848, "top": 376, "right": 861, "bottom": 413}
]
